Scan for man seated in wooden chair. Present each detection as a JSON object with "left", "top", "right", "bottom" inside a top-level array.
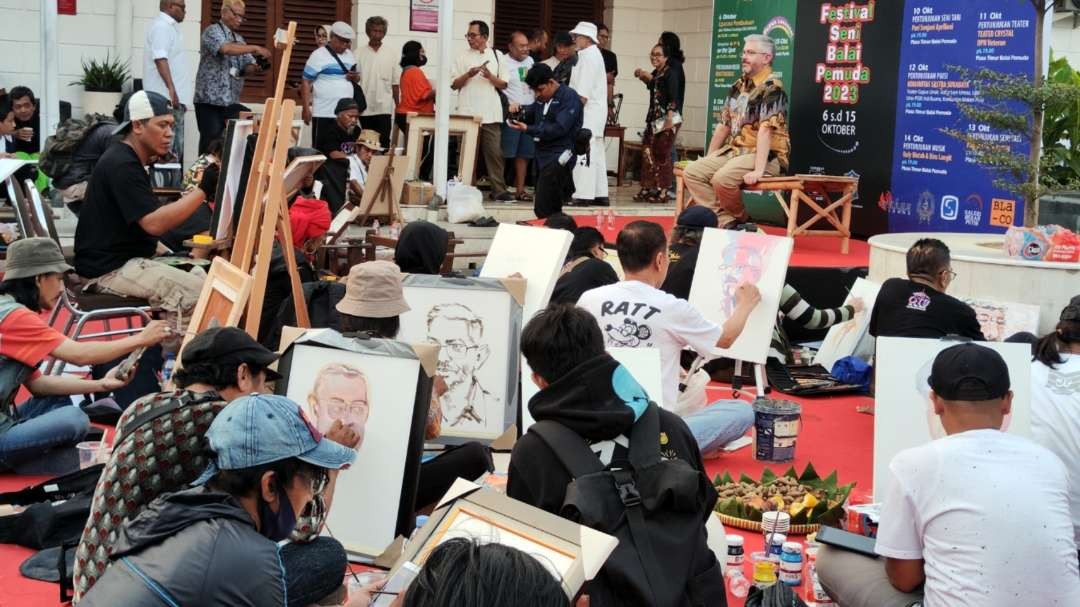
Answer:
[
  {"left": 681, "top": 34, "right": 789, "bottom": 229},
  {"left": 346, "top": 129, "right": 384, "bottom": 205}
]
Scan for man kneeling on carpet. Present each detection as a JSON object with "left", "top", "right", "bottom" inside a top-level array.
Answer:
[
  {"left": 577, "top": 220, "right": 760, "bottom": 456},
  {"left": 73, "top": 327, "right": 362, "bottom": 606},
  {"left": 0, "top": 238, "right": 170, "bottom": 475},
  {"left": 816, "top": 343, "right": 1080, "bottom": 607},
  {"left": 78, "top": 392, "right": 360, "bottom": 606}
]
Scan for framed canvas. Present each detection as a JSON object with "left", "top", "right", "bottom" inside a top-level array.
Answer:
[
  {"left": 277, "top": 330, "right": 435, "bottom": 559},
  {"left": 282, "top": 154, "right": 326, "bottom": 200},
  {"left": 210, "top": 119, "right": 255, "bottom": 240},
  {"left": 179, "top": 257, "right": 253, "bottom": 356},
  {"left": 358, "top": 155, "right": 410, "bottom": 218},
  {"left": 479, "top": 223, "right": 572, "bottom": 321},
  {"left": 688, "top": 228, "right": 794, "bottom": 364},
  {"left": 24, "top": 179, "right": 58, "bottom": 242},
  {"left": 384, "top": 482, "right": 618, "bottom": 602},
  {"left": 814, "top": 278, "right": 882, "bottom": 372},
  {"left": 397, "top": 275, "right": 524, "bottom": 443},
  {"left": 961, "top": 297, "right": 1041, "bottom": 342},
  {"left": 873, "top": 337, "right": 1032, "bottom": 497}
]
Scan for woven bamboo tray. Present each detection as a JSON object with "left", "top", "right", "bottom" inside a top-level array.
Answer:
[{"left": 715, "top": 512, "right": 820, "bottom": 536}]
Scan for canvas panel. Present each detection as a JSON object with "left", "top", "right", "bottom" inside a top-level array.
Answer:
[
  {"left": 814, "top": 278, "right": 882, "bottom": 371},
  {"left": 211, "top": 119, "right": 254, "bottom": 240},
  {"left": 873, "top": 337, "right": 1032, "bottom": 497},
  {"left": 688, "top": 228, "right": 794, "bottom": 364},
  {"left": 961, "top": 297, "right": 1041, "bottom": 342}
]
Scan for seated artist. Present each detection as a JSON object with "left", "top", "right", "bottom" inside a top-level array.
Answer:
[
  {"left": 313, "top": 97, "right": 360, "bottom": 214},
  {"left": 816, "top": 343, "right": 1080, "bottom": 606},
  {"left": 577, "top": 221, "right": 760, "bottom": 455},
  {"left": 661, "top": 206, "right": 863, "bottom": 366},
  {"left": 72, "top": 327, "right": 360, "bottom": 605},
  {"left": 78, "top": 393, "right": 361, "bottom": 607},
  {"left": 72, "top": 91, "right": 211, "bottom": 343},
  {"left": 394, "top": 220, "right": 451, "bottom": 275},
  {"left": 869, "top": 238, "right": 984, "bottom": 341},
  {"left": 507, "top": 304, "right": 724, "bottom": 605},
  {"left": 347, "top": 129, "right": 383, "bottom": 205},
  {"left": 550, "top": 227, "right": 617, "bottom": 305},
  {"left": 0, "top": 238, "right": 170, "bottom": 475},
  {"left": 335, "top": 261, "right": 493, "bottom": 510},
  {"left": 680, "top": 34, "right": 789, "bottom": 228}
]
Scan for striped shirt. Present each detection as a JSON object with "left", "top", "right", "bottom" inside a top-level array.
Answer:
[
  {"left": 770, "top": 284, "right": 855, "bottom": 362},
  {"left": 302, "top": 46, "right": 356, "bottom": 118}
]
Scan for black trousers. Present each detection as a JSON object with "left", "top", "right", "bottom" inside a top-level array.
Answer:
[
  {"left": 360, "top": 114, "right": 392, "bottom": 150},
  {"left": 534, "top": 160, "right": 573, "bottom": 219},
  {"left": 194, "top": 103, "right": 243, "bottom": 155},
  {"left": 416, "top": 441, "right": 493, "bottom": 510}
]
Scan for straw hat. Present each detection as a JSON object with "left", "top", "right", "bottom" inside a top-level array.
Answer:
[
  {"left": 356, "top": 129, "right": 385, "bottom": 152},
  {"left": 335, "top": 261, "right": 410, "bottom": 318}
]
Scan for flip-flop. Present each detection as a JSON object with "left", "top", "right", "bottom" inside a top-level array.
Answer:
[{"left": 516, "top": 192, "right": 534, "bottom": 202}]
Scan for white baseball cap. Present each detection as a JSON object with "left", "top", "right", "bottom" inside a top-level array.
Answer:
[
  {"left": 330, "top": 21, "right": 355, "bottom": 40},
  {"left": 113, "top": 90, "right": 174, "bottom": 135},
  {"left": 569, "top": 22, "right": 598, "bottom": 44}
]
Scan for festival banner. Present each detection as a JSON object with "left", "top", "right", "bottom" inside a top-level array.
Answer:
[
  {"left": 705, "top": 0, "right": 798, "bottom": 142},
  {"left": 788, "top": 0, "right": 906, "bottom": 237},
  {"left": 886, "top": 1, "right": 1037, "bottom": 233}
]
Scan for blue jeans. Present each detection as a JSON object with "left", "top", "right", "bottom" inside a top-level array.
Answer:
[
  {"left": 0, "top": 395, "right": 90, "bottom": 471},
  {"left": 682, "top": 399, "right": 755, "bottom": 456}
]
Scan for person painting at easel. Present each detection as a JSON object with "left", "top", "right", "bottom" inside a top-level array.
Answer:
[
  {"left": 347, "top": 129, "right": 384, "bottom": 204},
  {"left": 313, "top": 98, "right": 360, "bottom": 214}
]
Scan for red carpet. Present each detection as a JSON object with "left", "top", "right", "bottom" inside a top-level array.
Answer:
[{"left": 525, "top": 215, "right": 870, "bottom": 269}]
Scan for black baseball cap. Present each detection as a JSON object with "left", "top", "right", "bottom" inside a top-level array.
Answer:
[
  {"left": 181, "top": 327, "right": 282, "bottom": 381},
  {"left": 928, "top": 343, "right": 1010, "bottom": 401},
  {"left": 113, "top": 90, "right": 174, "bottom": 135},
  {"left": 677, "top": 206, "right": 719, "bottom": 229}
]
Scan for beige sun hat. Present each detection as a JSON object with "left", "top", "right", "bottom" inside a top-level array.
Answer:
[
  {"left": 335, "top": 261, "right": 410, "bottom": 318},
  {"left": 356, "top": 129, "right": 385, "bottom": 152}
]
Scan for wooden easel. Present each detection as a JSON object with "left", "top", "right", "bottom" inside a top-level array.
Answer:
[
  {"left": 354, "top": 150, "right": 404, "bottom": 228},
  {"left": 228, "top": 21, "right": 310, "bottom": 336}
]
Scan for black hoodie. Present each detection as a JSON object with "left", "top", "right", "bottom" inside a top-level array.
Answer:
[
  {"left": 79, "top": 486, "right": 286, "bottom": 607},
  {"left": 507, "top": 353, "right": 706, "bottom": 514},
  {"left": 394, "top": 220, "right": 449, "bottom": 275}
]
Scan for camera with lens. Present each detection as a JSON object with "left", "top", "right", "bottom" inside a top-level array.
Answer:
[
  {"left": 573, "top": 128, "right": 592, "bottom": 157},
  {"left": 254, "top": 54, "right": 272, "bottom": 71}
]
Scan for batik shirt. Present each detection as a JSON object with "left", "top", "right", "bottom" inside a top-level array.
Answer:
[
  {"left": 194, "top": 21, "right": 255, "bottom": 107},
  {"left": 719, "top": 70, "right": 790, "bottom": 169}
]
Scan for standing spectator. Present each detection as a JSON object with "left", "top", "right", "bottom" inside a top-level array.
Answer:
[
  {"left": 193, "top": 0, "right": 270, "bottom": 155},
  {"left": 313, "top": 98, "right": 360, "bottom": 214},
  {"left": 314, "top": 24, "right": 330, "bottom": 48},
  {"left": 7, "top": 86, "right": 42, "bottom": 187},
  {"left": 568, "top": 22, "right": 609, "bottom": 206},
  {"left": 396, "top": 41, "right": 434, "bottom": 180},
  {"left": 451, "top": 20, "right": 513, "bottom": 202},
  {"left": 301, "top": 22, "right": 359, "bottom": 146},
  {"left": 659, "top": 31, "right": 686, "bottom": 184},
  {"left": 632, "top": 44, "right": 683, "bottom": 204},
  {"left": 356, "top": 16, "right": 397, "bottom": 150},
  {"left": 528, "top": 28, "right": 550, "bottom": 63},
  {"left": 542, "top": 32, "right": 577, "bottom": 86},
  {"left": 597, "top": 24, "right": 618, "bottom": 124},
  {"left": 143, "top": 0, "right": 191, "bottom": 165},
  {"left": 501, "top": 32, "right": 535, "bottom": 203},
  {"left": 506, "top": 64, "right": 583, "bottom": 219}
]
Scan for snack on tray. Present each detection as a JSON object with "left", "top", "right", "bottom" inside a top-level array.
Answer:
[{"left": 713, "top": 463, "right": 854, "bottom": 527}]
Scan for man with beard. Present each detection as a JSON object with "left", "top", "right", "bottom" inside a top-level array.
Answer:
[
  {"left": 426, "top": 303, "right": 498, "bottom": 428},
  {"left": 682, "top": 34, "right": 790, "bottom": 228}
]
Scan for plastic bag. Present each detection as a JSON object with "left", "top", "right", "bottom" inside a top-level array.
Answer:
[{"left": 446, "top": 179, "right": 485, "bottom": 224}]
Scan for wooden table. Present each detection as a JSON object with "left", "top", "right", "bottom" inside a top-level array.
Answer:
[
  {"left": 674, "top": 169, "right": 858, "bottom": 254},
  {"left": 604, "top": 125, "right": 626, "bottom": 186}
]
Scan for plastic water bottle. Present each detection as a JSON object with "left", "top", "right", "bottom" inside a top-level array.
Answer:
[
  {"left": 726, "top": 567, "right": 750, "bottom": 598},
  {"left": 372, "top": 219, "right": 381, "bottom": 236}
]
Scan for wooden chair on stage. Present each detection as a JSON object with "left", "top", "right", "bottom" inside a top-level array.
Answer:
[{"left": 673, "top": 168, "right": 858, "bottom": 254}]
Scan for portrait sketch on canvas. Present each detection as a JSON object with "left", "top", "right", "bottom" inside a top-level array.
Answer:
[
  {"left": 427, "top": 303, "right": 500, "bottom": 429},
  {"left": 814, "top": 278, "right": 881, "bottom": 372},
  {"left": 716, "top": 238, "right": 776, "bottom": 317},
  {"left": 307, "top": 362, "right": 371, "bottom": 437},
  {"left": 962, "top": 298, "right": 1040, "bottom": 342}
]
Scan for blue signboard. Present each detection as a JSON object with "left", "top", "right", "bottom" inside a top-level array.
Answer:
[{"left": 887, "top": 1, "right": 1037, "bottom": 233}]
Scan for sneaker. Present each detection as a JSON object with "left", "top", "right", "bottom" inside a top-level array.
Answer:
[{"left": 491, "top": 191, "right": 515, "bottom": 202}]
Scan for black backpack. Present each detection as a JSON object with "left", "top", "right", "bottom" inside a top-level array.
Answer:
[
  {"left": 529, "top": 404, "right": 727, "bottom": 607},
  {"left": 38, "top": 114, "right": 112, "bottom": 182}
]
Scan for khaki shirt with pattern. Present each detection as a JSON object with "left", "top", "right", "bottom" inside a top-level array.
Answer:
[{"left": 718, "top": 70, "right": 790, "bottom": 170}]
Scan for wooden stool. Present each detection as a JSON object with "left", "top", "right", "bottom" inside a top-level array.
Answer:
[{"left": 673, "top": 169, "right": 857, "bottom": 254}]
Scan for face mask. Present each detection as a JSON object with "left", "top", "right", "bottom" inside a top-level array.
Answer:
[
  {"left": 257, "top": 481, "right": 297, "bottom": 542},
  {"left": 418, "top": 56, "right": 428, "bottom": 67}
]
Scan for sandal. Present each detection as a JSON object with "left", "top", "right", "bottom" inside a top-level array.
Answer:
[
  {"left": 645, "top": 191, "right": 670, "bottom": 204},
  {"left": 632, "top": 188, "right": 655, "bottom": 202},
  {"left": 516, "top": 191, "right": 534, "bottom": 202}
]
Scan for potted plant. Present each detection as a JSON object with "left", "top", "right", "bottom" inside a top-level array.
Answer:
[{"left": 71, "top": 54, "right": 130, "bottom": 117}]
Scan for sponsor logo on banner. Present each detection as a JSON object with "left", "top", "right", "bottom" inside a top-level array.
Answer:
[
  {"left": 963, "top": 194, "right": 983, "bottom": 227},
  {"left": 990, "top": 198, "right": 1016, "bottom": 228},
  {"left": 917, "top": 190, "right": 934, "bottom": 224},
  {"left": 940, "top": 195, "right": 958, "bottom": 221}
]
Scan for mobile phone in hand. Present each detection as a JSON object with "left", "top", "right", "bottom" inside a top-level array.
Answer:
[{"left": 116, "top": 347, "right": 147, "bottom": 382}]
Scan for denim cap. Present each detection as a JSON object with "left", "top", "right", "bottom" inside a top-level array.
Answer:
[{"left": 193, "top": 393, "right": 356, "bottom": 485}]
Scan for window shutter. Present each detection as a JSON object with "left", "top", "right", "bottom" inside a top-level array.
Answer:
[
  {"left": 279, "top": 0, "right": 350, "bottom": 100},
  {"left": 549, "top": 0, "right": 603, "bottom": 36},
  {"left": 201, "top": 0, "right": 273, "bottom": 101},
  {"left": 493, "top": 0, "right": 542, "bottom": 51}
]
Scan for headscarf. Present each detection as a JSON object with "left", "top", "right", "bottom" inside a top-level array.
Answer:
[{"left": 394, "top": 221, "right": 449, "bottom": 274}]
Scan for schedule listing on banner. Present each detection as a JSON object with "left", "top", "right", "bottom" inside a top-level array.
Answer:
[{"left": 887, "top": 1, "right": 1036, "bottom": 233}]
